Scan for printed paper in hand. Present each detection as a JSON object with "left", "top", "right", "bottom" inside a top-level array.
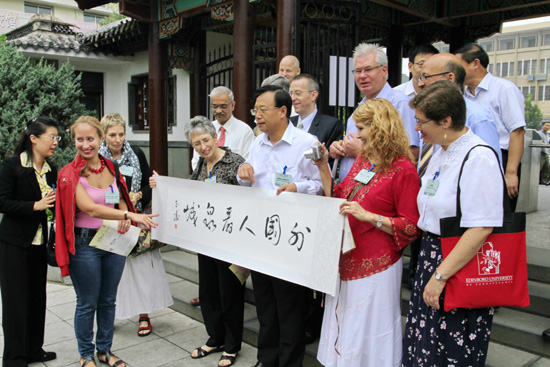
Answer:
[{"left": 89, "top": 220, "right": 141, "bottom": 256}]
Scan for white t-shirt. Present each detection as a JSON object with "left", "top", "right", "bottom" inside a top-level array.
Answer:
[{"left": 416, "top": 129, "right": 504, "bottom": 235}]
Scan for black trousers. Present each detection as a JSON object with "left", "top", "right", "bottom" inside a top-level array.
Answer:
[
  {"left": 251, "top": 271, "right": 307, "bottom": 367},
  {"left": 0, "top": 241, "right": 47, "bottom": 367},
  {"left": 198, "top": 254, "right": 245, "bottom": 354},
  {"left": 501, "top": 149, "right": 521, "bottom": 212}
]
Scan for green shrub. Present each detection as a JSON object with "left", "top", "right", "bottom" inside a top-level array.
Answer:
[{"left": 0, "top": 42, "right": 92, "bottom": 168}]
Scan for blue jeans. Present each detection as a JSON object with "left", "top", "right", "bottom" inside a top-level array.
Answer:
[{"left": 69, "top": 228, "right": 126, "bottom": 358}]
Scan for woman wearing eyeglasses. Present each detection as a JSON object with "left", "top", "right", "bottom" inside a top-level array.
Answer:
[
  {"left": 402, "top": 81, "right": 503, "bottom": 366},
  {"left": 0, "top": 117, "right": 60, "bottom": 367}
]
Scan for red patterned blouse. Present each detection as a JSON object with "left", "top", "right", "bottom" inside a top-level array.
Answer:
[{"left": 335, "top": 155, "right": 421, "bottom": 281}]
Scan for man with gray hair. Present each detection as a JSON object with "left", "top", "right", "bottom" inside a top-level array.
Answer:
[
  {"left": 329, "top": 43, "right": 419, "bottom": 181},
  {"left": 191, "top": 86, "right": 255, "bottom": 170}
]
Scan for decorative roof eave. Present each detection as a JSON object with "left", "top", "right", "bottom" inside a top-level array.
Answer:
[
  {"left": 5, "top": 15, "right": 98, "bottom": 55},
  {"left": 78, "top": 18, "right": 149, "bottom": 56}
]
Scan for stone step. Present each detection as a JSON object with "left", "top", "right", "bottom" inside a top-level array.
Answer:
[{"left": 163, "top": 248, "right": 550, "bottom": 360}]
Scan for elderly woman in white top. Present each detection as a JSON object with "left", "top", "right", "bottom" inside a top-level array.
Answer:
[{"left": 402, "top": 81, "right": 504, "bottom": 367}]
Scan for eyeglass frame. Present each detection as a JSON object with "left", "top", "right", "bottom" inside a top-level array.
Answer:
[
  {"left": 250, "top": 106, "right": 281, "bottom": 117},
  {"left": 211, "top": 103, "right": 231, "bottom": 110},
  {"left": 414, "top": 117, "right": 433, "bottom": 126},
  {"left": 37, "top": 135, "right": 62, "bottom": 141},
  {"left": 351, "top": 65, "right": 384, "bottom": 76},
  {"left": 289, "top": 90, "right": 314, "bottom": 97},
  {"left": 418, "top": 71, "right": 451, "bottom": 82}
]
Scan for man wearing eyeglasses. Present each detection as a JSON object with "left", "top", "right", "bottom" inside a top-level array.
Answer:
[
  {"left": 290, "top": 74, "right": 343, "bottom": 154},
  {"left": 394, "top": 44, "right": 439, "bottom": 98},
  {"left": 237, "top": 85, "right": 323, "bottom": 367},
  {"left": 329, "top": 43, "right": 420, "bottom": 181},
  {"left": 191, "top": 86, "right": 255, "bottom": 170},
  {"left": 456, "top": 43, "right": 525, "bottom": 212},
  {"left": 417, "top": 53, "right": 501, "bottom": 161}
]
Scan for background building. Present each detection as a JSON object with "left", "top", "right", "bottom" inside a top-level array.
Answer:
[
  {"left": 433, "top": 19, "right": 550, "bottom": 121},
  {"left": 0, "top": 0, "right": 112, "bottom": 34}
]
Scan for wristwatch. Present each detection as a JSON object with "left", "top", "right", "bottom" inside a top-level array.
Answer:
[
  {"left": 376, "top": 215, "right": 383, "bottom": 228},
  {"left": 123, "top": 211, "right": 128, "bottom": 221},
  {"left": 435, "top": 271, "right": 447, "bottom": 281}
]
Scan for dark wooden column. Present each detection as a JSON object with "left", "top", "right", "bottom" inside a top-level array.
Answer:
[
  {"left": 148, "top": 20, "right": 168, "bottom": 175},
  {"left": 276, "top": 0, "right": 293, "bottom": 63},
  {"left": 388, "top": 25, "right": 403, "bottom": 88},
  {"left": 233, "top": 0, "right": 255, "bottom": 127},
  {"left": 191, "top": 28, "right": 207, "bottom": 118}
]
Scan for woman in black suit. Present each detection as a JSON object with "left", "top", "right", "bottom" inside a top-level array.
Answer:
[{"left": 0, "top": 117, "right": 60, "bottom": 367}]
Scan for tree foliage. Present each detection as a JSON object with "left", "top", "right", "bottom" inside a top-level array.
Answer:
[
  {"left": 525, "top": 93, "right": 543, "bottom": 130},
  {"left": 98, "top": 3, "right": 127, "bottom": 27},
  {"left": 0, "top": 42, "right": 91, "bottom": 168}
]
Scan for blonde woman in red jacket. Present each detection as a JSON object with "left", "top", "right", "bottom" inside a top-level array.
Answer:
[{"left": 56, "top": 116, "right": 158, "bottom": 367}]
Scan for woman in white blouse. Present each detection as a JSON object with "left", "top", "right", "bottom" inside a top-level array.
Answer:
[{"left": 402, "top": 81, "right": 504, "bottom": 367}]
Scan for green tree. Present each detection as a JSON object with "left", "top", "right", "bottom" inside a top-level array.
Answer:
[
  {"left": 98, "top": 3, "right": 127, "bottom": 27},
  {"left": 0, "top": 42, "right": 91, "bottom": 168},
  {"left": 525, "top": 93, "right": 543, "bottom": 130}
]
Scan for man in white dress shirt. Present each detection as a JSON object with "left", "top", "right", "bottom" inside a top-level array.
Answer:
[
  {"left": 416, "top": 53, "right": 501, "bottom": 161},
  {"left": 237, "top": 85, "right": 323, "bottom": 367},
  {"left": 456, "top": 43, "right": 526, "bottom": 211},
  {"left": 329, "top": 43, "right": 419, "bottom": 181},
  {"left": 191, "top": 86, "right": 255, "bottom": 170},
  {"left": 394, "top": 44, "right": 439, "bottom": 98}
]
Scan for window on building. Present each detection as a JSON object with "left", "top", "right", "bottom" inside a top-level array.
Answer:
[
  {"left": 83, "top": 13, "right": 105, "bottom": 24},
  {"left": 480, "top": 41, "right": 493, "bottom": 52},
  {"left": 520, "top": 35, "right": 538, "bottom": 48},
  {"left": 79, "top": 72, "right": 104, "bottom": 118},
  {"left": 24, "top": 3, "right": 53, "bottom": 15},
  {"left": 539, "top": 86, "right": 550, "bottom": 101},
  {"left": 544, "top": 34, "right": 550, "bottom": 46},
  {"left": 519, "top": 60, "right": 537, "bottom": 76},
  {"left": 541, "top": 58, "right": 549, "bottom": 74},
  {"left": 128, "top": 74, "right": 176, "bottom": 131},
  {"left": 499, "top": 38, "right": 515, "bottom": 51},
  {"left": 488, "top": 64, "right": 494, "bottom": 74},
  {"left": 496, "top": 62, "right": 515, "bottom": 77},
  {"left": 521, "top": 86, "right": 536, "bottom": 99}
]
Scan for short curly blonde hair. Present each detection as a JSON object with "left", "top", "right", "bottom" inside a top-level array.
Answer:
[
  {"left": 100, "top": 113, "right": 126, "bottom": 135},
  {"left": 353, "top": 98, "right": 414, "bottom": 171}
]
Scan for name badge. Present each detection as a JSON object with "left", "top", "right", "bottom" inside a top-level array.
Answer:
[
  {"left": 424, "top": 179, "right": 440, "bottom": 196},
  {"left": 205, "top": 176, "right": 217, "bottom": 183},
  {"left": 120, "top": 165, "right": 134, "bottom": 177},
  {"left": 105, "top": 191, "right": 120, "bottom": 204},
  {"left": 275, "top": 172, "right": 293, "bottom": 187},
  {"left": 354, "top": 169, "right": 375, "bottom": 185}
]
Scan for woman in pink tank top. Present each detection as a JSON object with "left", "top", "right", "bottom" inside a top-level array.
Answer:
[{"left": 56, "top": 116, "right": 158, "bottom": 367}]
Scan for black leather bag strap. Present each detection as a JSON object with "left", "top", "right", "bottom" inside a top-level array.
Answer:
[{"left": 454, "top": 144, "right": 509, "bottom": 220}]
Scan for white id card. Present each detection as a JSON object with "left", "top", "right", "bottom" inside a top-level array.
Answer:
[{"left": 354, "top": 169, "right": 375, "bottom": 185}]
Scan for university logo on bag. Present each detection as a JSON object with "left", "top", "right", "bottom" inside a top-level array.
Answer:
[{"left": 477, "top": 242, "right": 500, "bottom": 275}]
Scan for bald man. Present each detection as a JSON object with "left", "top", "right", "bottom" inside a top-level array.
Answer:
[
  {"left": 417, "top": 53, "right": 501, "bottom": 160},
  {"left": 279, "top": 55, "right": 301, "bottom": 82}
]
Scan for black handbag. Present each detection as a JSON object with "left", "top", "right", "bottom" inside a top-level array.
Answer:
[{"left": 46, "top": 221, "right": 58, "bottom": 267}]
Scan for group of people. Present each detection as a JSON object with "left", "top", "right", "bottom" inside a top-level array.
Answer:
[{"left": 0, "top": 40, "right": 530, "bottom": 367}]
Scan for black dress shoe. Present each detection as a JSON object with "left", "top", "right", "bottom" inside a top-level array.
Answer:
[
  {"left": 253, "top": 362, "right": 266, "bottom": 367},
  {"left": 28, "top": 351, "right": 57, "bottom": 363},
  {"left": 543, "top": 328, "right": 550, "bottom": 340}
]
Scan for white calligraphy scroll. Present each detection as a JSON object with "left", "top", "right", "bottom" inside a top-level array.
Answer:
[{"left": 152, "top": 176, "right": 346, "bottom": 296}]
